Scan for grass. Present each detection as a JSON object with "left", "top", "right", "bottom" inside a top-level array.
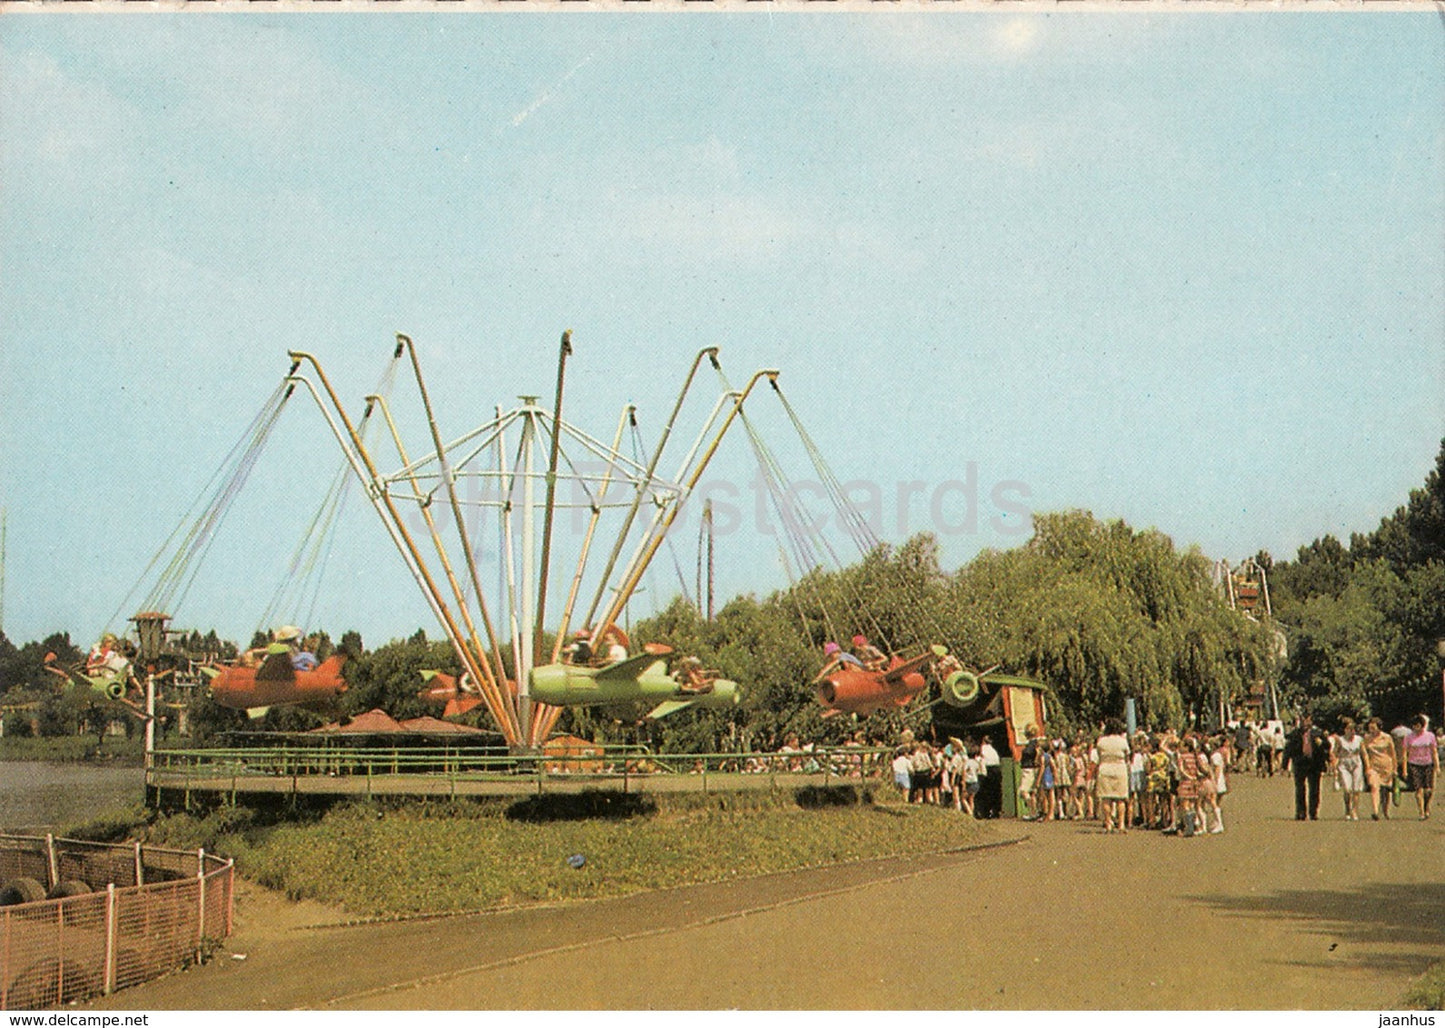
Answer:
[
  {"left": 1407, "top": 962, "right": 1445, "bottom": 1010},
  {"left": 0, "top": 734, "right": 145, "bottom": 764},
  {"left": 133, "top": 787, "right": 990, "bottom": 917}
]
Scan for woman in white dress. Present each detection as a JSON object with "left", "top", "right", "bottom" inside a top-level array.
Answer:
[
  {"left": 1205, "top": 734, "right": 1229, "bottom": 833},
  {"left": 1095, "top": 719, "right": 1132, "bottom": 833},
  {"left": 1333, "top": 718, "right": 1366, "bottom": 821}
]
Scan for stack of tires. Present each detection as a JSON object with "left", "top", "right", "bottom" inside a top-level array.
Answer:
[{"left": 0, "top": 876, "right": 94, "bottom": 905}]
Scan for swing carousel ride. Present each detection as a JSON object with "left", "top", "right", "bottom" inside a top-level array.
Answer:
[{"left": 71, "top": 331, "right": 1012, "bottom": 752}]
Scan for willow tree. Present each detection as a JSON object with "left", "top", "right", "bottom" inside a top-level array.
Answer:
[{"left": 947, "top": 511, "right": 1272, "bottom": 729}]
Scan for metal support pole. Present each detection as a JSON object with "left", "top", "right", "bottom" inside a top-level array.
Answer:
[
  {"left": 368, "top": 395, "right": 515, "bottom": 735},
  {"left": 581, "top": 348, "right": 720, "bottom": 632},
  {"left": 397, "top": 336, "right": 514, "bottom": 705},
  {"left": 144, "top": 674, "right": 156, "bottom": 767},
  {"left": 596, "top": 370, "right": 778, "bottom": 641},
  {"left": 705, "top": 500, "right": 715, "bottom": 621},
  {"left": 287, "top": 362, "right": 518, "bottom": 742},
  {"left": 551, "top": 404, "right": 634, "bottom": 663},
  {"left": 586, "top": 389, "right": 734, "bottom": 634},
  {"left": 520, "top": 403, "right": 538, "bottom": 745},
  {"left": 533, "top": 331, "right": 572, "bottom": 671}
]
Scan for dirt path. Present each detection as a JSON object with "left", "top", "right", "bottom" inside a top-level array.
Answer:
[{"left": 88, "top": 775, "right": 1444, "bottom": 1010}]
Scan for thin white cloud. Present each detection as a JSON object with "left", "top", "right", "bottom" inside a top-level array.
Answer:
[
  {"left": 808, "top": 15, "right": 1179, "bottom": 71},
  {"left": 508, "top": 51, "right": 597, "bottom": 129},
  {"left": 992, "top": 18, "right": 1043, "bottom": 60},
  {"left": 0, "top": 48, "right": 138, "bottom": 187}
]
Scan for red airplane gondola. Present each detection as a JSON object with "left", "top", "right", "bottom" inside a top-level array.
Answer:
[
  {"left": 203, "top": 650, "right": 347, "bottom": 712},
  {"left": 814, "top": 647, "right": 945, "bottom": 718},
  {"left": 416, "top": 669, "right": 483, "bottom": 718}
]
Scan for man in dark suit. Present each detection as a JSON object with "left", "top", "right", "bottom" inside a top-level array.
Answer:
[{"left": 1283, "top": 710, "right": 1332, "bottom": 820}]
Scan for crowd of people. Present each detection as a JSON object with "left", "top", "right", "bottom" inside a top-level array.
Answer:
[
  {"left": 888, "top": 720, "right": 1236, "bottom": 835},
  {"left": 884, "top": 711, "right": 1442, "bottom": 835},
  {"left": 1278, "top": 710, "right": 1438, "bottom": 822},
  {"left": 889, "top": 732, "right": 1005, "bottom": 818}
]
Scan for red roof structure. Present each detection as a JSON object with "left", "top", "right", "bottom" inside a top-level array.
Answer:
[
  {"left": 398, "top": 715, "right": 487, "bottom": 736},
  {"left": 312, "top": 708, "right": 404, "bottom": 734},
  {"left": 310, "top": 709, "right": 489, "bottom": 737}
]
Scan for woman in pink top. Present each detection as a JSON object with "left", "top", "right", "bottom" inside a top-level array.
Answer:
[{"left": 1403, "top": 715, "right": 1438, "bottom": 820}]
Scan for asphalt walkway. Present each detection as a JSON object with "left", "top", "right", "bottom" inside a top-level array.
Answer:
[{"left": 90, "top": 774, "right": 1444, "bottom": 1009}]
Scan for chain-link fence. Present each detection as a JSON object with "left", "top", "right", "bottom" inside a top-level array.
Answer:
[{"left": 0, "top": 836, "right": 233, "bottom": 1010}]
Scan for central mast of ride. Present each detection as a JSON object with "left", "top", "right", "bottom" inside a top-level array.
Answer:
[
  {"left": 291, "top": 332, "right": 770, "bottom": 752},
  {"left": 517, "top": 394, "right": 540, "bottom": 744}
]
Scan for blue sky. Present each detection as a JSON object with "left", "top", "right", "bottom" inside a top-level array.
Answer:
[{"left": 1, "top": 12, "right": 1441, "bottom": 649}]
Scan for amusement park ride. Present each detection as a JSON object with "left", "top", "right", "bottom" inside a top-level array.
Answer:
[
  {"left": 68, "top": 330, "right": 1027, "bottom": 753},
  {"left": 1216, "top": 556, "right": 1288, "bottom": 723},
  {"left": 204, "top": 649, "right": 348, "bottom": 714}
]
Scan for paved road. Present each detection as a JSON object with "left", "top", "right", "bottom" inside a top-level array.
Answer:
[{"left": 90, "top": 774, "right": 1444, "bottom": 1010}]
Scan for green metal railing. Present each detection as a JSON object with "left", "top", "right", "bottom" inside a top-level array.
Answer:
[{"left": 145, "top": 743, "right": 894, "bottom": 801}]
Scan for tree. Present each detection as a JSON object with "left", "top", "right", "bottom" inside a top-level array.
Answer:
[
  {"left": 340, "top": 635, "right": 459, "bottom": 722},
  {"left": 1269, "top": 439, "right": 1445, "bottom": 726}
]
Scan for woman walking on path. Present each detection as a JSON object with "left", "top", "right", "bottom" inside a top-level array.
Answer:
[
  {"left": 1403, "top": 716, "right": 1438, "bottom": 820},
  {"left": 1363, "top": 717, "right": 1397, "bottom": 820},
  {"left": 1333, "top": 718, "right": 1366, "bottom": 820},
  {"left": 1095, "top": 719, "right": 1131, "bottom": 833},
  {"left": 1206, "top": 733, "right": 1229, "bottom": 833},
  {"left": 1070, "top": 741, "right": 1089, "bottom": 821},
  {"left": 1051, "top": 739, "right": 1072, "bottom": 818},
  {"left": 1196, "top": 736, "right": 1219, "bottom": 834}
]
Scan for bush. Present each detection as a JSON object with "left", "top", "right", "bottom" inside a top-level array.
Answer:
[
  {"left": 1407, "top": 962, "right": 1445, "bottom": 1010},
  {"left": 63, "top": 806, "right": 150, "bottom": 843}
]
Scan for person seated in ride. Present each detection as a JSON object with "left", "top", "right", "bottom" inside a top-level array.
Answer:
[
  {"left": 86, "top": 633, "right": 121, "bottom": 677},
  {"left": 852, "top": 634, "right": 887, "bottom": 673},
  {"left": 933, "top": 650, "right": 963, "bottom": 680},
  {"left": 605, "top": 635, "right": 629, "bottom": 664},
  {"left": 243, "top": 625, "right": 304, "bottom": 670},
  {"left": 672, "top": 654, "right": 714, "bottom": 694},
  {"left": 291, "top": 633, "right": 320, "bottom": 672},
  {"left": 813, "top": 641, "right": 862, "bottom": 682},
  {"left": 563, "top": 629, "right": 594, "bottom": 665}
]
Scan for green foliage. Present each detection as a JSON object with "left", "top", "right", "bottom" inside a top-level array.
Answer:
[
  {"left": 61, "top": 805, "right": 151, "bottom": 842},
  {"left": 0, "top": 734, "right": 143, "bottom": 763},
  {"left": 33, "top": 683, "right": 129, "bottom": 747},
  {"left": 621, "top": 510, "right": 1271, "bottom": 747},
  {"left": 942, "top": 511, "right": 1270, "bottom": 730},
  {"left": 340, "top": 635, "right": 461, "bottom": 721},
  {"left": 1270, "top": 439, "right": 1445, "bottom": 727},
  {"left": 0, "top": 631, "right": 82, "bottom": 703},
  {"left": 187, "top": 689, "right": 251, "bottom": 744},
  {"left": 229, "top": 790, "right": 976, "bottom": 916},
  {"left": 1407, "top": 961, "right": 1445, "bottom": 1010}
]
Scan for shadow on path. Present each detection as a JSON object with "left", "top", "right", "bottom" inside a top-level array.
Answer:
[{"left": 1188, "top": 881, "right": 1445, "bottom": 977}]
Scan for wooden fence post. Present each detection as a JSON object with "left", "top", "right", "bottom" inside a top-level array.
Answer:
[
  {"left": 45, "top": 834, "right": 58, "bottom": 891},
  {"left": 103, "top": 883, "right": 117, "bottom": 995},
  {"left": 225, "top": 860, "right": 235, "bottom": 936},
  {"left": 195, "top": 848, "right": 206, "bottom": 964}
]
